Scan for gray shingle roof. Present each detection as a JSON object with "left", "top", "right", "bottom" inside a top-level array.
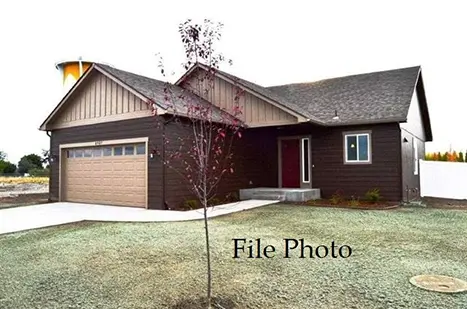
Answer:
[
  {"left": 96, "top": 64, "right": 240, "bottom": 124},
  {"left": 267, "top": 66, "right": 421, "bottom": 125}
]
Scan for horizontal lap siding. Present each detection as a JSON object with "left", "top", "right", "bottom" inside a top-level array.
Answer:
[
  {"left": 311, "top": 123, "right": 402, "bottom": 201},
  {"left": 162, "top": 124, "right": 279, "bottom": 208},
  {"left": 49, "top": 116, "right": 164, "bottom": 209}
]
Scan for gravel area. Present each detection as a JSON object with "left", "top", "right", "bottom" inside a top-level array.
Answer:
[
  {"left": 0, "top": 205, "right": 466, "bottom": 308},
  {"left": 0, "top": 183, "right": 48, "bottom": 197}
]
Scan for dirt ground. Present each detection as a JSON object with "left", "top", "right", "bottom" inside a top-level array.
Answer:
[
  {"left": 0, "top": 193, "right": 49, "bottom": 209},
  {"left": 0, "top": 183, "right": 49, "bottom": 209}
]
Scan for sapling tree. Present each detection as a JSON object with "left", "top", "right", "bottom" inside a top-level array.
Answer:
[{"left": 152, "top": 19, "right": 244, "bottom": 308}]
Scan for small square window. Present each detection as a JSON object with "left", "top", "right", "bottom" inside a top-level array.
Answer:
[
  {"left": 103, "top": 147, "right": 112, "bottom": 156},
  {"left": 74, "top": 149, "right": 84, "bottom": 158},
  {"left": 124, "top": 145, "right": 135, "bottom": 155},
  {"left": 136, "top": 143, "right": 146, "bottom": 155},
  {"left": 83, "top": 149, "right": 92, "bottom": 157},
  {"left": 93, "top": 148, "right": 102, "bottom": 157},
  {"left": 344, "top": 133, "right": 371, "bottom": 163},
  {"left": 113, "top": 146, "right": 123, "bottom": 156}
]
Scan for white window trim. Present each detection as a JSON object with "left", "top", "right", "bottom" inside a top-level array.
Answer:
[
  {"left": 301, "top": 138, "right": 310, "bottom": 183},
  {"left": 344, "top": 133, "right": 371, "bottom": 163},
  {"left": 414, "top": 138, "right": 419, "bottom": 175}
]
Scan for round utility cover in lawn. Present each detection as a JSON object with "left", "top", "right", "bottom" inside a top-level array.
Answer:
[{"left": 410, "top": 275, "right": 467, "bottom": 293}]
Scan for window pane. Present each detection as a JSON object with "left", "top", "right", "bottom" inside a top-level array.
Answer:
[
  {"left": 103, "top": 147, "right": 112, "bottom": 156},
  {"left": 75, "top": 149, "right": 84, "bottom": 158},
  {"left": 358, "top": 135, "right": 369, "bottom": 161},
  {"left": 124, "top": 145, "right": 135, "bottom": 155},
  {"left": 302, "top": 138, "right": 309, "bottom": 182},
  {"left": 66, "top": 150, "right": 73, "bottom": 158},
  {"left": 136, "top": 143, "right": 146, "bottom": 155},
  {"left": 83, "top": 149, "right": 92, "bottom": 157},
  {"left": 93, "top": 148, "right": 102, "bottom": 157},
  {"left": 114, "top": 146, "right": 123, "bottom": 156},
  {"left": 346, "top": 136, "right": 357, "bottom": 161}
]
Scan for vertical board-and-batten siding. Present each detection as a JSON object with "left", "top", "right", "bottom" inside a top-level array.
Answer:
[
  {"left": 181, "top": 69, "right": 298, "bottom": 126},
  {"left": 51, "top": 71, "right": 151, "bottom": 129}
]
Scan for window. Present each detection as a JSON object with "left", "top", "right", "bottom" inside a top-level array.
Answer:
[
  {"left": 301, "top": 138, "right": 310, "bottom": 183},
  {"left": 93, "top": 148, "right": 102, "bottom": 157},
  {"left": 113, "top": 146, "right": 123, "bottom": 156},
  {"left": 124, "top": 145, "right": 135, "bottom": 155},
  {"left": 74, "top": 149, "right": 84, "bottom": 158},
  {"left": 67, "top": 150, "right": 74, "bottom": 158},
  {"left": 414, "top": 138, "right": 419, "bottom": 175},
  {"left": 103, "top": 147, "right": 112, "bottom": 156},
  {"left": 83, "top": 149, "right": 92, "bottom": 157},
  {"left": 344, "top": 133, "right": 371, "bottom": 163},
  {"left": 136, "top": 143, "right": 146, "bottom": 155}
]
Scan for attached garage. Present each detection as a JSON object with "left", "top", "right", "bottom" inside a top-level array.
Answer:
[{"left": 60, "top": 138, "right": 148, "bottom": 208}]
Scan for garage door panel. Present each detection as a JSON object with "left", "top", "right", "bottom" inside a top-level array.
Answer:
[{"left": 63, "top": 143, "right": 147, "bottom": 208}]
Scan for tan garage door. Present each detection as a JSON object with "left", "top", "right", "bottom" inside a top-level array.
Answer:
[{"left": 62, "top": 143, "right": 147, "bottom": 208}]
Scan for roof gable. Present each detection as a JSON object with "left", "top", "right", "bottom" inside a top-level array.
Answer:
[
  {"left": 175, "top": 63, "right": 321, "bottom": 124},
  {"left": 40, "top": 64, "right": 241, "bottom": 131}
]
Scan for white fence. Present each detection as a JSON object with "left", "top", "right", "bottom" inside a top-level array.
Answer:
[{"left": 420, "top": 160, "right": 467, "bottom": 199}]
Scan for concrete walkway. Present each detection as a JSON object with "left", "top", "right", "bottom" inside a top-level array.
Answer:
[{"left": 0, "top": 200, "right": 279, "bottom": 235}]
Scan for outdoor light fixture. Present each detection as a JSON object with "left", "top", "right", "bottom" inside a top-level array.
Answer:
[
  {"left": 332, "top": 109, "right": 339, "bottom": 120},
  {"left": 351, "top": 144, "right": 355, "bottom": 148}
]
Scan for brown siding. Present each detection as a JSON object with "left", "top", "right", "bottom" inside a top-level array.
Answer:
[
  {"left": 49, "top": 117, "right": 403, "bottom": 210},
  {"left": 273, "top": 123, "right": 403, "bottom": 201},
  {"left": 49, "top": 116, "right": 164, "bottom": 209}
]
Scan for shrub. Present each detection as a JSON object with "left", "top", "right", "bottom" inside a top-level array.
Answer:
[
  {"left": 224, "top": 191, "right": 240, "bottom": 203},
  {"left": 349, "top": 195, "right": 360, "bottom": 207},
  {"left": 182, "top": 199, "right": 199, "bottom": 210},
  {"left": 29, "top": 168, "right": 50, "bottom": 177},
  {"left": 365, "top": 188, "right": 381, "bottom": 203},
  {"left": 208, "top": 197, "right": 222, "bottom": 207},
  {"left": 329, "top": 190, "right": 344, "bottom": 205}
]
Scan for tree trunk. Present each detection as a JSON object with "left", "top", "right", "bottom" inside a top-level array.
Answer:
[{"left": 203, "top": 196, "right": 212, "bottom": 309}]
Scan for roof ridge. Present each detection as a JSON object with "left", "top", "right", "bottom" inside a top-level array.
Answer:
[
  {"left": 95, "top": 63, "right": 166, "bottom": 84},
  {"left": 267, "top": 65, "right": 421, "bottom": 88}
]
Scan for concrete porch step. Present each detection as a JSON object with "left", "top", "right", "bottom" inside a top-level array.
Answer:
[{"left": 240, "top": 187, "right": 321, "bottom": 202}]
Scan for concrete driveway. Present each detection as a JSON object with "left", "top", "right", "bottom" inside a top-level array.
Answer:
[{"left": 0, "top": 200, "right": 279, "bottom": 235}]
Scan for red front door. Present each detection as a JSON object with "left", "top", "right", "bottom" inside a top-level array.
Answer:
[{"left": 281, "top": 139, "right": 300, "bottom": 188}]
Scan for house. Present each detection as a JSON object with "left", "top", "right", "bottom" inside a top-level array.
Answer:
[{"left": 39, "top": 62, "right": 432, "bottom": 209}]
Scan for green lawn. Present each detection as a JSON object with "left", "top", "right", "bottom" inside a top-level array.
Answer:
[{"left": 1, "top": 205, "right": 466, "bottom": 308}]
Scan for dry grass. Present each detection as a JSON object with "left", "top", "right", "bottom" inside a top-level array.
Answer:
[
  {"left": 0, "top": 176, "right": 49, "bottom": 184},
  {"left": 0, "top": 205, "right": 466, "bottom": 308}
]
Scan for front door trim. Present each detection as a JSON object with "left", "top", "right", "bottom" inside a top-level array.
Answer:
[{"left": 277, "top": 135, "right": 312, "bottom": 188}]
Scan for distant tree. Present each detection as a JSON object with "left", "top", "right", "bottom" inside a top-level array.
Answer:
[
  {"left": 0, "top": 150, "right": 6, "bottom": 161},
  {"left": 17, "top": 154, "right": 43, "bottom": 174},
  {"left": 449, "top": 151, "right": 457, "bottom": 162},
  {"left": 436, "top": 152, "right": 442, "bottom": 161},
  {"left": 2, "top": 162, "right": 16, "bottom": 174},
  {"left": 441, "top": 152, "right": 449, "bottom": 161},
  {"left": 458, "top": 152, "right": 464, "bottom": 162}
]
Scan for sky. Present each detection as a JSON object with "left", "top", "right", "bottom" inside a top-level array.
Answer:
[{"left": 0, "top": 0, "right": 466, "bottom": 164}]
